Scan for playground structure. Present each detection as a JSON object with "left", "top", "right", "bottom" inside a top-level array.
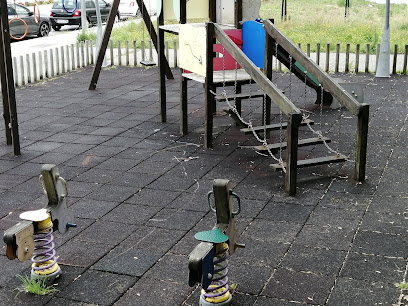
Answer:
[
  {"left": 3, "top": 164, "right": 76, "bottom": 284},
  {"left": 87, "top": 0, "right": 368, "bottom": 195}
]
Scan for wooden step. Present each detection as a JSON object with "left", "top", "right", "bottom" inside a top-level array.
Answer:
[
  {"left": 215, "top": 91, "right": 265, "bottom": 102},
  {"left": 240, "top": 119, "right": 314, "bottom": 134},
  {"left": 248, "top": 137, "right": 331, "bottom": 153},
  {"left": 270, "top": 154, "right": 347, "bottom": 171}
]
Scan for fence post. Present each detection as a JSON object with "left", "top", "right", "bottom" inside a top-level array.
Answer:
[
  {"left": 110, "top": 40, "right": 114, "bottom": 66},
  {"left": 392, "top": 44, "right": 398, "bottom": 74},
  {"left": 55, "top": 47, "right": 60, "bottom": 75},
  {"left": 12, "top": 57, "right": 18, "bottom": 87},
  {"left": 306, "top": 43, "right": 310, "bottom": 57},
  {"left": 365, "top": 43, "right": 370, "bottom": 73},
  {"left": 375, "top": 43, "right": 380, "bottom": 71},
  {"left": 335, "top": 43, "right": 340, "bottom": 73},
  {"left": 90, "top": 41, "right": 94, "bottom": 64},
  {"left": 85, "top": 41, "right": 89, "bottom": 66},
  {"left": 39, "top": 51, "right": 43, "bottom": 80},
  {"left": 61, "top": 46, "right": 65, "bottom": 73},
  {"left": 133, "top": 40, "right": 137, "bottom": 66},
  {"left": 32, "top": 53, "right": 37, "bottom": 82},
  {"left": 81, "top": 42, "right": 85, "bottom": 67},
  {"left": 149, "top": 40, "right": 153, "bottom": 61},
  {"left": 44, "top": 50, "right": 49, "bottom": 78},
  {"left": 355, "top": 44, "right": 360, "bottom": 73},
  {"left": 316, "top": 43, "right": 320, "bottom": 66},
  {"left": 345, "top": 43, "right": 350, "bottom": 73},
  {"left": 26, "top": 54, "right": 31, "bottom": 83},
  {"left": 403, "top": 45, "right": 408, "bottom": 75},
  {"left": 174, "top": 41, "right": 178, "bottom": 68},
  {"left": 325, "top": 43, "right": 330, "bottom": 72},
  {"left": 141, "top": 41, "right": 145, "bottom": 61},
  {"left": 50, "top": 49, "right": 55, "bottom": 77},
  {"left": 118, "top": 41, "right": 122, "bottom": 66},
  {"left": 20, "top": 55, "right": 25, "bottom": 85},
  {"left": 126, "top": 41, "right": 129, "bottom": 66}
]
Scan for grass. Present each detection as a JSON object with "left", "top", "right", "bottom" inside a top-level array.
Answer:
[
  {"left": 15, "top": 275, "right": 60, "bottom": 296},
  {"left": 396, "top": 282, "right": 408, "bottom": 290},
  {"left": 99, "top": 0, "right": 407, "bottom": 53}
]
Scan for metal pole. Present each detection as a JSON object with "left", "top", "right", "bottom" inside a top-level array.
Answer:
[{"left": 376, "top": 0, "right": 390, "bottom": 77}]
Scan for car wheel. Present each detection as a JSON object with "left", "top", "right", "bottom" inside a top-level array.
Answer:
[
  {"left": 38, "top": 22, "right": 50, "bottom": 37},
  {"left": 52, "top": 25, "right": 61, "bottom": 31}
]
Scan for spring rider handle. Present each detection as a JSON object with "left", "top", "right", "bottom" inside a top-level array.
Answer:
[{"left": 39, "top": 164, "right": 75, "bottom": 234}]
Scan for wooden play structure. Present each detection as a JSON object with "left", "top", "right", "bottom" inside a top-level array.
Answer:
[{"left": 88, "top": 0, "right": 368, "bottom": 195}]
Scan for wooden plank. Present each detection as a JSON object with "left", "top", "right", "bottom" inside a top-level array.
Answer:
[
  {"left": 272, "top": 154, "right": 347, "bottom": 171},
  {"left": 214, "top": 91, "right": 265, "bottom": 101},
  {"left": 263, "top": 20, "right": 362, "bottom": 116},
  {"left": 240, "top": 119, "right": 314, "bottom": 134},
  {"left": 285, "top": 113, "right": 301, "bottom": 195},
  {"left": 182, "top": 69, "right": 252, "bottom": 84},
  {"left": 214, "top": 23, "right": 300, "bottom": 116},
  {"left": 354, "top": 104, "right": 369, "bottom": 181},
  {"left": 252, "top": 137, "right": 331, "bottom": 152}
]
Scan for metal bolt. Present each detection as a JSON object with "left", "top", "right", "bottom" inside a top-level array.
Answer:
[{"left": 207, "top": 273, "right": 213, "bottom": 279}]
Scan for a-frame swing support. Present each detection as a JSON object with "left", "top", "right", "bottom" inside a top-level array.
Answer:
[
  {"left": 89, "top": 0, "right": 173, "bottom": 90},
  {"left": 0, "top": 0, "right": 20, "bottom": 156}
]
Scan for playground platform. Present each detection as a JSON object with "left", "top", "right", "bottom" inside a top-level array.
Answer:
[{"left": 0, "top": 66, "right": 407, "bottom": 305}]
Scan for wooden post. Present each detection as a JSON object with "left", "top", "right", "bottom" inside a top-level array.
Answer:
[
  {"left": 158, "top": 2, "right": 167, "bottom": 122},
  {"left": 335, "top": 43, "right": 340, "bottom": 73},
  {"left": 355, "top": 44, "right": 360, "bottom": 73},
  {"left": 133, "top": 40, "right": 137, "bottom": 66},
  {"left": 392, "top": 44, "right": 397, "bottom": 74},
  {"left": 285, "top": 112, "right": 301, "bottom": 195},
  {"left": 180, "top": 76, "right": 188, "bottom": 134},
  {"left": 345, "top": 43, "right": 350, "bottom": 73},
  {"left": 365, "top": 43, "right": 370, "bottom": 73},
  {"left": 354, "top": 104, "right": 369, "bottom": 182},
  {"left": 125, "top": 41, "right": 129, "bottom": 66},
  {"left": 316, "top": 43, "right": 320, "bottom": 66},
  {"left": 205, "top": 23, "right": 215, "bottom": 149},
  {"left": 118, "top": 41, "right": 122, "bottom": 66},
  {"left": 325, "top": 43, "right": 330, "bottom": 72},
  {"left": 403, "top": 45, "right": 407, "bottom": 75},
  {"left": 306, "top": 43, "right": 310, "bottom": 57},
  {"left": 264, "top": 28, "right": 273, "bottom": 134},
  {"left": 0, "top": 0, "right": 20, "bottom": 154}
]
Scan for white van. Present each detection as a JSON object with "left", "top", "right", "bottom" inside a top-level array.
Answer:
[{"left": 118, "top": 0, "right": 156, "bottom": 20}]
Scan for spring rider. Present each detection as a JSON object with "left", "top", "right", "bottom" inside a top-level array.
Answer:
[
  {"left": 188, "top": 179, "right": 245, "bottom": 306},
  {"left": 3, "top": 164, "right": 76, "bottom": 284}
]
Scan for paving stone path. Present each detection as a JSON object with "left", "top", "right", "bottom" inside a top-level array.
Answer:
[{"left": 0, "top": 66, "right": 407, "bottom": 305}]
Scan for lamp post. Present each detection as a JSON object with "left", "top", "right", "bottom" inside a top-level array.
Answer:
[{"left": 376, "top": 0, "right": 390, "bottom": 77}]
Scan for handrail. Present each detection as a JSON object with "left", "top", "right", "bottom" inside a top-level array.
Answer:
[
  {"left": 213, "top": 23, "right": 300, "bottom": 116},
  {"left": 263, "top": 20, "right": 362, "bottom": 116}
]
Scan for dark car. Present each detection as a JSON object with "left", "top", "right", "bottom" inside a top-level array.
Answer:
[
  {"left": 8, "top": 3, "right": 51, "bottom": 40},
  {"left": 50, "top": 0, "right": 118, "bottom": 31}
]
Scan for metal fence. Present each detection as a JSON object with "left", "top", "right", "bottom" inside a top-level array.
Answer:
[{"left": 11, "top": 41, "right": 408, "bottom": 88}]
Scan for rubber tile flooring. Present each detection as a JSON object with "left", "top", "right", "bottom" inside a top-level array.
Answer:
[{"left": 0, "top": 66, "right": 407, "bottom": 306}]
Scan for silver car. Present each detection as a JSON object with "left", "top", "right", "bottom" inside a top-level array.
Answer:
[{"left": 8, "top": 3, "right": 51, "bottom": 40}]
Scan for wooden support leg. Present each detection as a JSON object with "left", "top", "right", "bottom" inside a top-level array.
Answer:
[
  {"left": 0, "top": 13, "right": 11, "bottom": 145},
  {"left": 354, "top": 103, "right": 369, "bottom": 181},
  {"left": 205, "top": 23, "right": 215, "bottom": 149},
  {"left": 285, "top": 112, "right": 301, "bottom": 195},
  {"left": 180, "top": 75, "right": 188, "bottom": 135},
  {"left": 158, "top": 26, "right": 166, "bottom": 122}
]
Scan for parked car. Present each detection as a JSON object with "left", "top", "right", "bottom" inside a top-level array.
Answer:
[
  {"left": 50, "top": 0, "right": 118, "bottom": 31},
  {"left": 118, "top": 0, "right": 156, "bottom": 20},
  {"left": 8, "top": 2, "right": 51, "bottom": 40}
]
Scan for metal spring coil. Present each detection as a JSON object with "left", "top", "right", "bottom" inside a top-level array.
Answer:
[
  {"left": 31, "top": 220, "right": 58, "bottom": 274},
  {"left": 202, "top": 242, "right": 230, "bottom": 302}
]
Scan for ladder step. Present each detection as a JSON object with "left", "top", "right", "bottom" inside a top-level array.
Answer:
[
  {"left": 251, "top": 137, "right": 331, "bottom": 152},
  {"left": 270, "top": 154, "right": 347, "bottom": 171},
  {"left": 215, "top": 91, "right": 265, "bottom": 101},
  {"left": 240, "top": 119, "right": 314, "bottom": 134}
]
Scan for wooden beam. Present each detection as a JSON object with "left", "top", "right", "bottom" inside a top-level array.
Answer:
[
  {"left": 204, "top": 23, "right": 215, "bottom": 149},
  {"left": 0, "top": 0, "right": 20, "bottom": 155},
  {"left": 285, "top": 113, "right": 301, "bottom": 195},
  {"left": 213, "top": 23, "right": 300, "bottom": 116},
  {"left": 263, "top": 20, "right": 362, "bottom": 116},
  {"left": 89, "top": 0, "right": 120, "bottom": 90},
  {"left": 354, "top": 103, "right": 369, "bottom": 181}
]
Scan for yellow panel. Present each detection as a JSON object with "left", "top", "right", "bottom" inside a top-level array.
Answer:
[
  {"left": 179, "top": 24, "right": 207, "bottom": 76},
  {"left": 163, "top": 0, "right": 209, "bottom": 21}
]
